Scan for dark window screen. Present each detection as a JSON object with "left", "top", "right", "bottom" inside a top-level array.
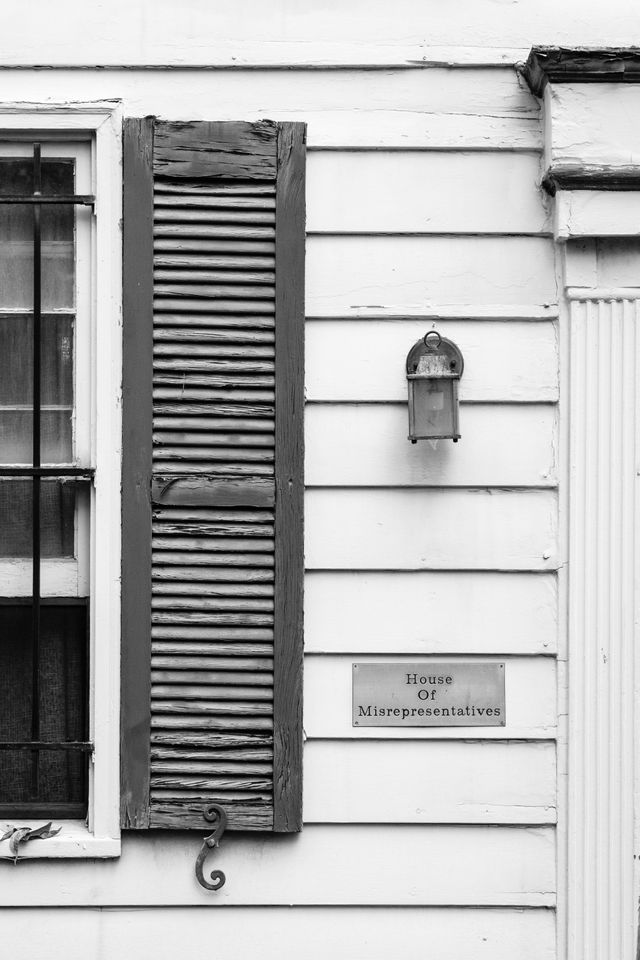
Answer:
[{"left": 0, "top": 604, "right": 87, "bottom": 815}]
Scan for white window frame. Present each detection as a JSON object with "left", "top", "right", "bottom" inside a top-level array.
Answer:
[{"left": 0, "top": 104, "right": 122, "bottom": 859}]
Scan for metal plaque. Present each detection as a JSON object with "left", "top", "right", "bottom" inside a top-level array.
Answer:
[{"left": 352, "top": 661, "right": 505, "bottom": 727}]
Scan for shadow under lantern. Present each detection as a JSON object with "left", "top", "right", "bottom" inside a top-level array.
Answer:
[{"left": 406, "top": 330, "right": 464, "bottom": 443}]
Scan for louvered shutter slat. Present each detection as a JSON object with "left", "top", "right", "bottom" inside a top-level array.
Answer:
[{"left": 151, "top": 128, "right": 275, "bottom": 831}]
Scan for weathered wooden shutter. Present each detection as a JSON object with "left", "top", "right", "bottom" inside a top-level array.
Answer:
[{"left": 121, "top": 119, "right": 305, "bottom": 832}]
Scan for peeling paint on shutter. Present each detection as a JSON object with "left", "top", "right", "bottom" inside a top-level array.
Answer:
[{"left": 122, "top": 119, "right": 305, "bottom": 832}]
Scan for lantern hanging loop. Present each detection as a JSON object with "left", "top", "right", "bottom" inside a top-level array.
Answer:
[{"left": 423, "top": 330, "right": 442, "bottom": 350}]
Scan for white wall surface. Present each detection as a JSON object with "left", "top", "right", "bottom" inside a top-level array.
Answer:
[
  {"left": 0, "top": 0, "right": 635, "bottom": 65},
  {"left": 0, "top": 3, "right": 567, "bottom": 955}
]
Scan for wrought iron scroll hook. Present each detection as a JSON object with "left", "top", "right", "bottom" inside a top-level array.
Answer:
[{"left": 195, "top": 804, "right": 227, "bottom": 891}]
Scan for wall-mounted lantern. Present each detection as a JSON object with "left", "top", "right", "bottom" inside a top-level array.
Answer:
[{"left": 406, "top": 331, "right": 464, "bottom": 443}]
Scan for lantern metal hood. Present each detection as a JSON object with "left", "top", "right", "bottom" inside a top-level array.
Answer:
[{"left": 406, "top": 330, "right": 464, "bottom": 443}]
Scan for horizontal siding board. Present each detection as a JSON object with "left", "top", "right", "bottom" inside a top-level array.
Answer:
[
  {"left": 305, "top": 488, "right": 558, "bottom": 571},
  {"left": 304, "top": 655, "right": 556, "bottom": 740},
  {"left": 306, "top": 236, "right": 556, "bottom": 315},
  {"left": 304, "top": 571, "right": 557, "bottom": 655},
  {"left": 306, "top": 404, "right": 557, "bottom": 486},
  {"left": 0, "top": 826, "right": 555, "bottom": 906},
  {"left": 303, "top": 110, "right": 541, "bottom": 149},
  {"left": 307, "top": 153, "right": 548, "bottom": 233},
  {"left": 306, "top": 320, "right": 558, "bottom": 403},
  {"left": 303, "top": 740, "right": 556, "bottom": 823},
  {"left": 0, "top": 70, "right": 540, "bottom": 148},
  {"left": 0, "top": 907, "right": 556, "bottom": 959}
]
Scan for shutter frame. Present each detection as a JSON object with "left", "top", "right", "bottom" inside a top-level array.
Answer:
[
  {"left": 273, "top": 123, "right": 305, "bottom": 832},
  {"left": 121, "top": 119, "right": 305, "bottom": 833},
  {"left": 121, "top": 117, "right": 154, "bottom": 829}
]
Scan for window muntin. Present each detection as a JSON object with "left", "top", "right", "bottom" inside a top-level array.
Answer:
[{"left": 0, "top": 140, "right": 93, "bottom": 818}]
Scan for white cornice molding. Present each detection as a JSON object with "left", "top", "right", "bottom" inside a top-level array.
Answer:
[{"left": 525, "top": 48, "right": 640, "bottom": 239}]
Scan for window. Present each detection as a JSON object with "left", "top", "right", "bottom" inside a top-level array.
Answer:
[
  {"left": 0, "top": 112, "right": 304, "bottom": 857},
  {"left": 0, "top": 109, "right": 121, "bottom": 857},
  {"left": 0, "top": 139, "right": 92, "bottom": 819}
]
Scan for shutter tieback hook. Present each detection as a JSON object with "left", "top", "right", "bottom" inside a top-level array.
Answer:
[{"left": 195, "top": 804, "right": 227, "bottom": 891}]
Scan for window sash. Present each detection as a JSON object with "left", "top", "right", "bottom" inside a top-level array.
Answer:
[
  {"left": 0, "top": 140, "right": 94, "bottom": 816},
  {"left": 0, "top": 141, "right": 92, "bottom": 599}
]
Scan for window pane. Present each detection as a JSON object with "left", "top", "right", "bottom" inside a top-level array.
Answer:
[
  {"left": 0, "top": 160, "right": 75, "bottom": 310},
  {"left": 0, "top": 480, "right": 76, "bottom": 558},
  {"left": 0, "top": 604, "right": 88, "bottom": 808},
  {"left": 0, "top": 315, "right": 74, "bottom": 464},
  {"left": 0, "top": 411, "right": 72, "bottom": 465},
  {"left": 0, "top": 315, "right": 74, "bottom": 405}
]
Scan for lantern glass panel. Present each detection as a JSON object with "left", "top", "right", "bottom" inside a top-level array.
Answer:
[{"left": 410, "top": 378, "right": 455, "bottom": 438}]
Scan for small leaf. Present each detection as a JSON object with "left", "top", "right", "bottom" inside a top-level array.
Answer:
[
  {"left": 26, "top": 822, "right": 54, "bottom": 840},
  {"left": 0, "top": 826, "right": 17, "bottom": 842},
  {"left": 31, "top": 825, "right": 61, "bottom": 841},
  {"left": 9, "top": 828, "right": 31, "bottom": 861}
]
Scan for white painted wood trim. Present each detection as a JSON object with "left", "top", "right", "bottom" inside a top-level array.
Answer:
[
  {"left": 555, "top": 191, "right": 640, "bottom": 240},
  {"left": 89, "top": 105, "right": 122, "bottom": 850},
  {"left": 0, "top": 821, "right": 120, "bottom": 859},
  {"left": 567, "top": 287, "right": 640, "bottom": 301},
  {"left": 566, "top": 294, "right": 638, "bottom": 958},
  {"left": 0, "top": 45, "right": 531, "bottom": 69},
  {"left": 0, "top": 104, "right": 123, "bottom": 857}
]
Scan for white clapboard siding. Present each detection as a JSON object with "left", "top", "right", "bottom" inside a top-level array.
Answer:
[
  {"left": 0, "top": 70, "right": 541, "bottom": 149},
  {"left": 4, "top": 40, "right": 530, "bottom": 69},
  {"left": 305, "top": 489, "right": 558, "bottom": 571},
  {"left": 303, "top": 740, "right": 556, "bottom": 823},
  {"left": 306, "top": 236, "right": 556, "bottom": 314},
  {"left": 304, "top": 571, "right": 558, "bottom": 654},
  {"left": 306, "top": 321, "right": 558, "bottom": 403},
  {"left": 305, "top": 404, "right": 557, "bottom": 486},
  {"left": 304, "top": 655, "right": 556, "bottom": 740},
  {"left": 0, "top": 827, "right": 555, "bottom": 907},
  {"left": 307, "top": 153, "right": 548, "bottom": 234},
  {"left": 303, "top": 111, "right": 540, "bottom": 149},
  {"left": 0, "top": 907, "right": 556, "bottom": 960},
  {"left": 0, "top": 0, "right": 631, "bottom": 66}
]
